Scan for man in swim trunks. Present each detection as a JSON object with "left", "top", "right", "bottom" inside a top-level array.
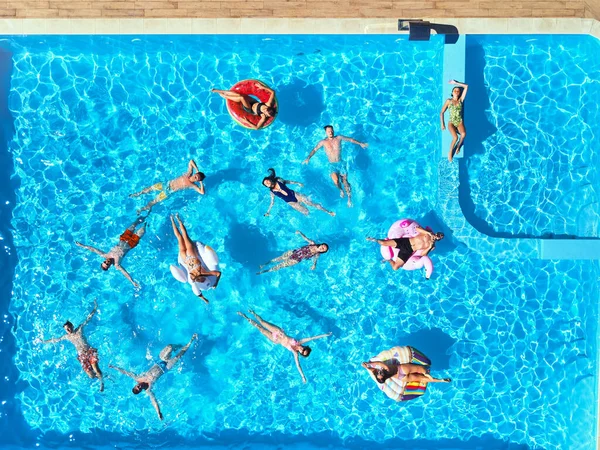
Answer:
[
  {"left": 303, "top": 125, "right": 368, "bottom": 207},
  {"left": 76, "top": 215, "right": 147, "bottom": 288},
  {"left": 130, "top": 159, "right": 205, "bottom": 214},
  {"left": 42, "top": 300, "right": 104, "bottom": 392},
  {"left": 367, "top": 227, "right": 444, "bottom": 271},
  {"left": 109, "top": 333, "right": 198, "bottom": 420}
]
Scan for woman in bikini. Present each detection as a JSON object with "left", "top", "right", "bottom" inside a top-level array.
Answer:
[
  {"left": 361, "top": 360, "right": 451, "bottom": 386},
  {"left": 237, "top": 309, "right": 331, "bottom": 383},
  {"left": 262, "top": 168, "right": 334, "bottom": 217},
  {"left": 170, "top": 214, "right": 221, "bottom": 304},
  {"left": 257, "top": 230, "right": 328, "bottom": 275},
  {"left": 440, "top": 79, "right": 468, "bottom": 162},
  {"left": 212, "top": 81, "right": 277, "bottom": 130}
]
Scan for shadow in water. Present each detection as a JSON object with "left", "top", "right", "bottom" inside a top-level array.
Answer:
[
  {"left": 224, "top": 222, "right": 277, "bottom": 269},
  {"left": 276, "top": 79, "right": 325, "bottom": 127},
  {"left": 397, "top": 328, "right": 457, "bottom": 370}
]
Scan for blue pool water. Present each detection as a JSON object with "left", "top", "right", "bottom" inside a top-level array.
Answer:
[
  {"left": 463, "top": 35, "right": 600, "bottom": 238},
  {"left": 0, "top": 34, "right": 598, "bottom": 450}
]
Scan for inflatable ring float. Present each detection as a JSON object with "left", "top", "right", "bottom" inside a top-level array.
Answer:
[
  {"left": 366, "top": 346, "right": 431, "bottom": 402},
  {"left": 170, "top": 241, "right": 220, "bottom": 296},
  {"left": 379, "top": 218, "right": 434, "bottom": 279},
  {"left": 226, "top": 79, "right": 278, "bottom": 129}
]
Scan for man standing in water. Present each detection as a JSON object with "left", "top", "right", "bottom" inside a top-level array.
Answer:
[
  {"left": 42, "top": 300, "right": 104, "bottom": 392},
  {"left": 76, "top": 215, "right": 147, "bottom": 288},
  {"left": 130, "top": 159, "right": 205, "bottom": 214},
  {"left": 303, "top": 125, "right": 368, "bottom": 207},
  {"left": 109, "top": 333, "right": 198, "bottom": 420}
]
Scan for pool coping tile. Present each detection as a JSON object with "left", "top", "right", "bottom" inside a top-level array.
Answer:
[{"left": 0, "top": 17, "right": 596, "bottom": 36}]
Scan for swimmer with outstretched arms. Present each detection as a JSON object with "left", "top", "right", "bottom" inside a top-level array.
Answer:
[
  {"left": 257, "top": 230, "right": 329, "bottom": 274},
  {"left": 130, "top": 159, "right": 205, "bottom": 214},
  {"left": 238, "top": 310, "right": 331, "bottom": 383},
  {"left": 76, "top": 215, "right": 147, "bottom": 288},
  {"left": 262, "top": 168, "right": 334, "bottom": 217},
  {"left": 109, "top": 333, "right": 198, "bottom": 420},
  {"left": 42, "top": 300, "right": 104, "bottom": 392},
  {"left": 303, "top": 125, "right": 368, "bottom": 207},
  {"left": 366, "top": 228, "right": 444, "bottom": 271}
]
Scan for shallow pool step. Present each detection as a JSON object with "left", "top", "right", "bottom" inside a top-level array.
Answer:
[
  {"left": 441, "top": 34, "right": 465, "bottom": 160},
  {"left": 540, "top": 239, "right": 600, "bottom": 260}
]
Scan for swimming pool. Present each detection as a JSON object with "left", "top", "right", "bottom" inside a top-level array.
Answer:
[{"left": 0, "top": 34, "right": 598, "bottom": 450}]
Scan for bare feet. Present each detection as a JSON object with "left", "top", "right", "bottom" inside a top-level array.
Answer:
[
  {"left": 366, "top": 237, "right": 377, "bottom": 242},
  {"left": 339, "top": 190, "right": 345, "bottom": 198},
  {"left": 347, "top": 198, "right": 353, "bottom": 207},
  {"left": 328, "top": 210, "right": 336, "bottom": 217}
]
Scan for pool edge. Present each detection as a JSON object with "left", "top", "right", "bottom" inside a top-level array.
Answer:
[{"left": 0, "top": 17, "right": 597, "bottom": 37}]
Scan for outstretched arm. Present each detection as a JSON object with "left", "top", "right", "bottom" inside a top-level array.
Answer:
[
  {"left": 147, "top": 390, "right": 163, "bottom": 420},
  {"left": 75, "top": 241, "right": 105, "bottom": 257},
  {"left": 340, "top": 135, "right": 368, "bottom": 148},
  {"left": 303, "top": 141, "right": 323, "bottom": 164},
  {"left": 115, "top": 265, "right": 139, "bottom": 289},
  {"left": 295, "top": 230, "right": 314, "bottom": 245},
  {"left": 283, "top": 179, "right": 303, "bottom": 187},
  {"left": 264, "top": 192, "right": 275, "bottom": 217},
  {"left": 366, "top": 236, "right": 397, "bottom": 247},
  {"left": 43, "top": 335, "right": 67, "bottom": 344},
  {"left": 109, "top": 364, "right": 137, "bottom": 380},
  {"left": 293, "top": 352, "right": 307, "bottom": 383},
  {"left": 79, "top": 299, "right": 98, "bottom": 330},
  {"left": 299, "top": 332, "right": 332, "bottom": 344}
]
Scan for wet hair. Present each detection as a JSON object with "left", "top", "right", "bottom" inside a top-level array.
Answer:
[
  {"left": 266, "top": 106, "right": 276, "bottom": 116},
  {"left": 435, "top": 232, "right": 445, "bottom": 240},
  {"left": 196, "top": 172, "right": 206, "bottom": 181},
  {"left": 317, "top": 243, "right": 329, "bottom": 253},
  {"left": 132, "top": 382, "right": 149, "bottom": 395},
  {"left": 101, "top": 258, "right": 114, "bottom": 271},
  {"left": 323, "top": 125, "right": 334, "bottom": 132},
  {"left": 191, "top": 274, "right": 206, "bottom": 283},
  {"left": 262, "top": 168, "right": 281, "bottom": 190},
  {"left": 63, "top": 321, "right": 74, "bottom": 332},
  {"left": 375, "top": 368, "right": 392, "bottom": 384},
  {"left": 299, "top": 346, "right": 312, "bottom": 357}
]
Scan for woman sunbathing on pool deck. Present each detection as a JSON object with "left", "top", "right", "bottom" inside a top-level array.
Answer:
[
  {"left": 257, "top": 230, "right": 328, "bottom": 275},
  {"left": 263, "top": 168, "right": 334, "bottom": 217},
  {"left": 238, "top": 309, "right": 331, "bottom": 383}
]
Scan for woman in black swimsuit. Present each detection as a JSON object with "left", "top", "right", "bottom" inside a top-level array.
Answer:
[
  {"left": 212, "top": 81, "right": 277, "bottom": 130},
  {"left": 262, "top": 168, "right": 334, "bottom": 217}
]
